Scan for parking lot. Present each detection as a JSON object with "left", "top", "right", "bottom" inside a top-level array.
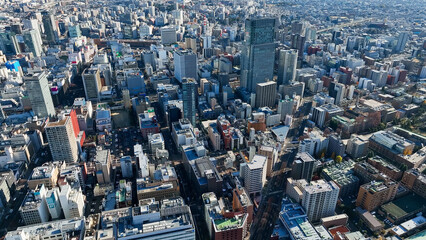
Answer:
[{"left": 103, "top": 127, "right": 144, "bottom": 158}]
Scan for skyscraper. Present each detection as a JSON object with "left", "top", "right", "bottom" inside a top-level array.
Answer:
[
  {"left": 0, "top": 31, "right": 19, "bottom": 55},
  {"left": 395, "top": 32, "right": 409, "bottom": 53},
  {"left": 240, "top": 155, "right": 267, "bottom": 195},
  {"left": 241, "top": 18, "right": 276, "bottom": 92},
  {"left": 46, "top": 116, "right": 79, "bottom": 163},
  {"left": 174, "top": 50, "right": 197, "bottom": 82},
  {"left": 182, "top": 78, "right": 197, "bottom": 125},
  {"left": 291, "top": 152, "right": 315, "bottom": 182},
  {"left": 277, "top": 49, "right": 298, "bottom": 86},
  {"left": 301, "top": 180, "right": 340, "bottom": 222},
  {"left": 25, "top": 71, "right": 56, "bottom": 118},
  {"left": 41, "top": 11, "right": 57, "bottom": 44},
  {"left": 82, "top": 68, "right": 102, "bottom": 102},
  {"left": 22, "top": 29, "right": 43, "bottom": 57},
  {"left": 255, "top": 81, "right": 277, "bottom": 108}
]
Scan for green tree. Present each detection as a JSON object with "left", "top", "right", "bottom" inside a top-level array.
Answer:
[{"left": 335, "top": 155, "right": 343, "bottom": 163}]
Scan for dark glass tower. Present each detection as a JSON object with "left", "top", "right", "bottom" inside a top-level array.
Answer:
[{"left": 241, "top": 18, "right": 276, "bottom": 92}]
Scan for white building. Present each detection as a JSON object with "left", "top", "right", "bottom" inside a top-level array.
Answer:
[
  {"left": 148, "top": 133, "right": 165, "bottom": 153},
  {"left": 301, "top": 180, "right": 340, "bottom": 222},
  {"left": 59, "top": 184, "right": 84, "bottom": 219},
  {"left": 171, "top": 118, "right": 196, "bottom": 147},
  {"left": 134, "top": 144, "right": 149, "bottom": 177},
  {"left": 240, "top": 155, "right": 267, "bottom": 195},
  {"left": 173, "top": 50, "right": 197, "bottom": 82}
]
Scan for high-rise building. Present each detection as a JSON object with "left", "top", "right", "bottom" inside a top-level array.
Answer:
[
  {"left": 395, "top": 32, "right": 409, "bottom": 53},
  {"left": 255, "top": 81, "right": 277, "bottom": 108},
  {"left": 95, "top": 149, "right": 112, "bottom": 183},
  {"left": 120, "top": 156, "right": 133, "bottom": 178},
  {"left": 301, "top": 180, "right": 340, "bottom": 222},
  {"left": 25, "top": 71, "right": 56, "bottom": 118},
  {"left": 328, "top": 82, "right": 345, "bottom": 105},
  {"left": 277, "top": 49, "right": 298, "bottom": 86},
  {"left": 0, "top": 31, "right": 19, "bottom": 55},
  {"left": 182, "top": 78, "right": 197, "bottom": 125},
  {"left": 22, "top": 29, "right": 43, "bottom": 57},
  {"left": 291, "top": 152, "right": 315, "bottom": 182},
  {"left": 240, "top": 155, "right": 267, "bottom": 195},
  {"left": 241, "top": 18, "right": 276, "bottom": 92},
  {"left": 161, "top": 26, "right": 177, "bottom": 44},
  {"left": 68, "top": 24, "right": 81, "bottom": 38},
  {"left": 58, "top": 184, "right": 84, "bottom": 219},
  {"left": 19, "top": 184, "right": 49, "bottom": 225},
  {"left": 174, "top": 50, "right": 197, "bottom": 82},
  {"left": 277, "top": 97, "right": 295, "bottom": 121},
  {"left": 45, "top": 188, "right": 62, "bottom": 220},
  {"left": 46, "top": 117, "right": 79, "bottom": 163},
  {"left": 258, "top": 146, "right": 279, "bottom": 177},
  {"left": 82, "top": 68, "right": 102, "bottom": 102},
  {"left": 41, "top": 11, "right": 58, "bottom": 44}
]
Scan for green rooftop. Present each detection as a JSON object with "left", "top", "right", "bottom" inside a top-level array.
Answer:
[{"left": 214, "top": 218, "right": 242, "bottom": 231}]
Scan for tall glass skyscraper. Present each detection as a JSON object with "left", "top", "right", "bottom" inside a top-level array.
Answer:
[
  {"left": 25, "top": 71, "right": 56, "bottom": 118},
  {"left": 241, "top": 18, "right": 276, "bottom": 93},
  {"left": 182, "top": 78, "right": 197, "bottom": 125}
]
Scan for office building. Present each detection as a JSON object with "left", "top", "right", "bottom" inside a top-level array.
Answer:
[
  {"left": 120, "top": 156, "right": 133, "bottom": 178},
  {"left": 148, "top": 133, "right": 165, "bottom": 154},
  {"left": 59, "top": 184, "right": 84, "bottom": 219},
  {"left": 41, "top": 11, "right": 57, "bottom": 43},
  {"left": 327, "top": 135, "right": 345, "bottom": 157},
  {"left": 174, "top": 50, "right": 197, "bottom": 82},
  {"left": 68, "top": 24, "right": 81, "bottom": 38},
  {"left": 0, "top": 31, "right": 19, "bottom": 55},
  {"left": 277, "top": 97, "right": 295, "bottom": 121},
  {"left": 161, "top": 26, "right": 177, "bottom": 44},
  {"left": 19, "top": 184, "right": 49, "bottom": 225},
  {"left": 46, "top": 117, "right": 79, "bottom": 163},
  {"left": 258, "top": 145, "right": 279, "bottom": 177},
  {"left": 25, "top": 71, "right": 56, "bottom": 118},
  {"left": 82, "top": 68, "right": 102, "bottom": 102},
  {"left": 45, "top": 188, "right": 62, "bottom": 220},
  {"left": 182, "top": 78, "right": 197, "bottom": 125},
  {"left": 202, "top": 192, "right": 248, "bottom": 240},
  {"left": 328, "top": 82, "right": 345, "bottom": 105},
  {"left": 134, "top": 144, "right": 149, "bottom": 177},
  {"left": 5, "top": 217, "right": 85, "bottom": 240},
  {"left": 356, "top": 179, "right": 399, "bottom": 211},
  {"left": 241, "top": 18, "right": 276, "bottom": 92},
  {"left": 311, "top": 104, "right": 344, "bottom": 128},
  {"left": 240, "top": 155, "right": 267, "bottom": 195},
  {"left": 277, "top": 49, "right": 298, "bottom": 86},
  {"left": 95, "top": 149, "right": 111, "bottom": 184},
  {"left": 22, "top": 29, "right": 43, "bottom": 57},
  {"left": 301, "top": 180, "right": 340, "bottom": 222},
  {"left": 255, "top": 81, "right": 277, "bottom": 108},
  {"left": 99, "top": 197, "right": 195, "bottom": 239},
  {"left": 291, "top": 152, "right": 315, "bottom": 182},
  {"left": 395, "top": 32, "right": 409, "bottom": 53},
  {"left": 346, "top": 135, "right": 369, "bottom": 159},
  {"left": 28, "top": 163, "right": 59, "bottom": 189},
  {"left": 278, "top": 199, "right": 323, "bottom": 240},
  {"left": 0, "top": 170, "right": 14, "bottom": 209}
]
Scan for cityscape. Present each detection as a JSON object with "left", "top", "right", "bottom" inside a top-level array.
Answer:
[{"left": 0, "top": 0, "right": 425, "bottom": 239}]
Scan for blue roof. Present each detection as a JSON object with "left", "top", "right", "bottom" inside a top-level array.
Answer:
[
  {"left": 184, "top": 149, "right": 199, "bottom": 161},
  {"left": 96, "top": 109, "right": 111, "bottom": 119}
]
